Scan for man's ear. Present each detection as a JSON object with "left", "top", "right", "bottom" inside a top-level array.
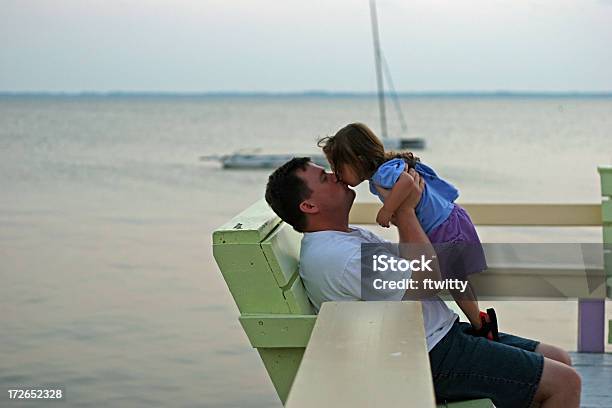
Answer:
[{"left": 299, "top": 199, "right": 319, "bottom": 215}]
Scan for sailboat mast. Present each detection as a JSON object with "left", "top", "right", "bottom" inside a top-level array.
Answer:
[{"left": 369, "top": 0, "right": 388, "bottom": 139}]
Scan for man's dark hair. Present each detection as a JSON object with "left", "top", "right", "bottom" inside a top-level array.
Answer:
[{"left": 265, "top": 157, "right": 312, "bottom": 232}]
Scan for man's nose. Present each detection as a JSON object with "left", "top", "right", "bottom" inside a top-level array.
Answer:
[{"left": 330, "top": 173, "right": 339, "bottom": 183}]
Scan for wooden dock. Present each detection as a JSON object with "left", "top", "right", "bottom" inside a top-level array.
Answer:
[{"left": 571, "top": 352, "right": 612, "bottom": 408}]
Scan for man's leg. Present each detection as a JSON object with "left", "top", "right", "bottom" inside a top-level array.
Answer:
[
  {"left": 494, "top": 335, "right": 579, "bottom": 407},
  {"left": 535, "top": 343, "right": 572, "bottom": 366},
  {"left": 430, "top": 321, "right": 545, "bottom": 407},
  {"left": 430, "top": 321, "right": 581, "bottom": 408},
  {"left": 496, "top": 330, "right": 579, "bottom": 406},
  {"left": 532, "top": 357, "right": 581, "bottom": 408}
]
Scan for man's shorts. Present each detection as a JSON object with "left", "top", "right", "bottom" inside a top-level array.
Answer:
[{"left": 429, "top": 319, "right": 544, "bottom": 408}]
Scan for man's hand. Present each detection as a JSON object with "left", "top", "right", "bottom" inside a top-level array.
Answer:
[{"left": 400, "top": 169, "right": 424, "bottom": 209}]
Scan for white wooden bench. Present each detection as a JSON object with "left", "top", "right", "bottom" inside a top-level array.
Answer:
[{"left": 213, "top": 200, "right": 493, "bottom": 407}]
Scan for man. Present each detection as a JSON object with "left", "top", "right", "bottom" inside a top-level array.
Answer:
[{"left": 265, "top": 157, "right": 581, "bottom": 408}]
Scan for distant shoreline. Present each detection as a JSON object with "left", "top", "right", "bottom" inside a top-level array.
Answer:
[{"left": 1, "top": 91, "right": 612, "bottom": 99}]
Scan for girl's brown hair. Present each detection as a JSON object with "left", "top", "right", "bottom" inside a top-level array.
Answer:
[{"left": 318, "top": 122, "right": 419, "bottom": 181}]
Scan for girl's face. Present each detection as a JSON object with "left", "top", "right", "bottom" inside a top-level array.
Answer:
[{"left": 337, "top": 163, "right": 362, "bottom": 187}]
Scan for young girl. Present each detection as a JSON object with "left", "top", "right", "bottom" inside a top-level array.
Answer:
[{"left": 319, "top": 122, "right": 498, "bottom": 340}]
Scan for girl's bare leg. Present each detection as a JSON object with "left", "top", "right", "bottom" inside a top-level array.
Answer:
[{"left": 452, "top": 281, "right": 481, "bottom": 329}]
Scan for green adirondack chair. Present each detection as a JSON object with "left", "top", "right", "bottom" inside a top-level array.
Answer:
[{"left": 598, "top": 166, "right": 612, "bottom": 344}]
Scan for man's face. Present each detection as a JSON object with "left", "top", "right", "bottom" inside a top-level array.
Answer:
[{"left": 297, "top": 162, "right": 355, "bottom": 216}]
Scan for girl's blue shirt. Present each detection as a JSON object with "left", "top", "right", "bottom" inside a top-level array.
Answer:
[{"left": 368, "top": 158, "right": 458, "bottom": 233}]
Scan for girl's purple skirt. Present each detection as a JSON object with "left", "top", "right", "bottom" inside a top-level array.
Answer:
[{"left": 427, "top": 204, "right": 487, "bottom": 280}]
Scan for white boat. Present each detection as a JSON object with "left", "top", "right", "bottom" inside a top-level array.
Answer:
[
  {"left": 383, "top": 138, "right": 425, "bottom": 150},
  {"left": 201, "top": 153, "right": 328, "bottom": 170}
]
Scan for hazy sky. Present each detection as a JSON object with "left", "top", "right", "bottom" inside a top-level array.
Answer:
[{"left": 1, "top": 0, "right": 611, "bottom": 92}]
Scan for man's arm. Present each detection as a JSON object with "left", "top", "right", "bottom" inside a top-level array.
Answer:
[
  {"left": 380, "top": 172, "right": 414, "bottom": 216},
  {"left": 395, "top": 208, "right": 441, "bottom": 296},
  {"left": 377, "top": 169, "right": 441, "bottom": 298}
]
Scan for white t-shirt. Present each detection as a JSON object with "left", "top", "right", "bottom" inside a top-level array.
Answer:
[{"left": 299, "top": 226, "right": 457, "bottom": 351}]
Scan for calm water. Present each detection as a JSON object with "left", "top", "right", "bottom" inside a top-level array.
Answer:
[{"left": 1, "top": 95, "right": 611, "bottom": 407}]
